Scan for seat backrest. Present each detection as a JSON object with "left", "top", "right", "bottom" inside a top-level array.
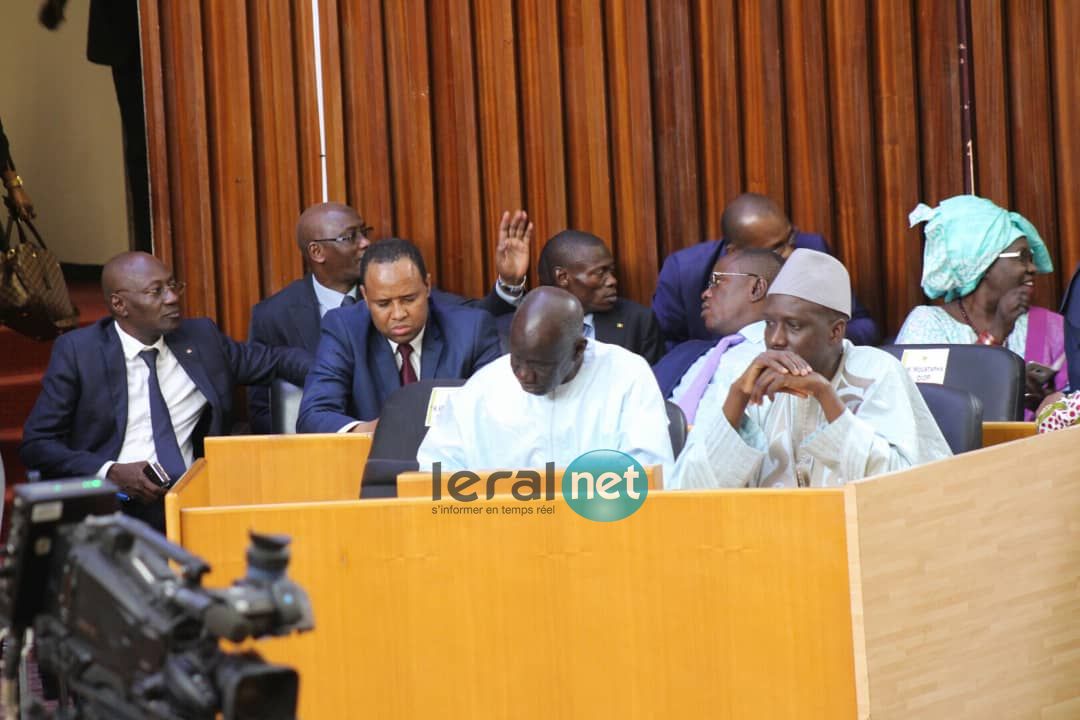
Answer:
[
  {"left": 880, "top": 344, "right": 1025, "bottom": 421},
  {"left": 915, "top": 383, "right": 983, "bottom": 454},
  {"left": 361, "top": 378, "right": 467, "bottom": 496},
  {"left": 665, "top": 401, "right": 688, "bottom": 458},
  {"left": 270, "top": 379, "right": 304, "bottom": 434}
]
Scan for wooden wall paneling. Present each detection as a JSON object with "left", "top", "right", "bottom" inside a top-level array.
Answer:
[
  {"left": 291, "top": 0, "right": 325, "bottom": 209},
  {"left": 824, "top": 0, "right": 882, "bottom": 323},
  {"left": 158, "top": 1, "right": 216, "bottom": 319},
  {"left": 383, "top": 0, "right": 438, "bottom": 265},
  {"left": 516, "top": 0, "right": 569, "bottom": 277},
  {"left": 915, "top": 0, "right": 964, "bottom": 205},
  {"left": 316, "top": 0, "right": 348, "bottom": 202},
  {"left": 606, "top": 0, "right": 659, "bottom": 304},
  {"left": 780, "top": 0, "right": 835, "bottom": 246},
  {"left": 693, "top": 0, "right": 743, "bottom": 242},
  {"left": 1049, "top": 0, "right": 1080, "bottom": 286},
  {"left": 871, "top": 0, "right": 926, "bottom": 334},
  {"left": 139, "top": 1, "right": 173, "bottom": 270},
  {"left": 649, "top": 0, "right": 701, "bottom": 264},
  {"left": 559, "top": 0, "right": 614, "bottom": 244},
  {"left": 247, "top": 0, "right": 304, "bottom": 299},
  {"left": 201, "top": 0, "right": 260, "bottom": 339},
  {"left": 338, "top": 0, "right": 394, "bottom": 240},
  {"left": 1004, "top": 0, "right": 1060, "bottom": 309},
  {"left": 968, "top": 0, "right": 1011, "bottom": 207},
  {"left": 737, "top": 0, "right": 787, "bottom": 208},
  {"left": 430, "top": 0, "right": 486, "bottom": 297},
  {"left": 473, "top": 0, "right": 525, "bottom": 294}
]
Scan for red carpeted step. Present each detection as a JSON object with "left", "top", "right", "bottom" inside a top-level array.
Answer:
[{"left": 0, "top": 373, "right": 42, "bottom": 429}]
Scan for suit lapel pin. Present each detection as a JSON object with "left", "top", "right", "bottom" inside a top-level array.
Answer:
[
  {"left": 616, "top": 322, "right": 624, "bottom": 329},
  {"left": 186, "top": 348, "right": 193, "bottom": 354}
]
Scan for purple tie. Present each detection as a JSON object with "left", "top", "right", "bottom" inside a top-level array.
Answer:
[{"left": 677, "top": 333, "right": 745, "bottom": 424}]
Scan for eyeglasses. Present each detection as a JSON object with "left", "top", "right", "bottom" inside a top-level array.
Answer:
[
  {"left": 311, "top": 224, "right": 373, "bottom": 246},
  {"left": 997, "top": 248, "right": 1034, "bottom": 264},
  {"left": 115, "top": 280, "right": 187, "bottom": 300},
  {"left": 707, "top": 271, "right": 761, "bottom": 288}
]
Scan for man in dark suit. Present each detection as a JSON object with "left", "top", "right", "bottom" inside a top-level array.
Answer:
[
  {"left": 517, "top": 230, "right": 663, "bottom": 365},
  {"left": 297, "top": 238, "right": 502, "bottom": 434},
  {"left": 248, "top": 202, "right": 530, "bottom": 433},
  {"left": 20, "top": 252, "right": 311, "bottom": 529},
  {"left": 652, "top": 193, "right": 879, "bottom": 348}
]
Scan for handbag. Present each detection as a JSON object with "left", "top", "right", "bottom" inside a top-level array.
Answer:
[{"left": 0, "top": 198, "right": 79, "bottom": 340}]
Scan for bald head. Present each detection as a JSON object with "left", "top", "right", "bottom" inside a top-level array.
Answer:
[
  {"left": 102, "top": 251, "right": 183, "bottom": 344},
  {"left": 508, "top": 287, "right": 588, "bottom": 395},
  {"left": 720, "top": 193, "right": 795, "bottom": 256},
  {"left": 296, "top": 202, "right": 370, "bottom": 291}
]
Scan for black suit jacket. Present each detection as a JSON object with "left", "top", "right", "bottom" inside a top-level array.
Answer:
[
  {"left": 247, "top": 275, "right": 515, "bottom": 433},
  {"left": 20, "top": 317, "right": 311, "bottom": 480}
]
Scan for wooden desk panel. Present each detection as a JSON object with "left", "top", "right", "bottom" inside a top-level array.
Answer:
[{"left": 178, "top": 490, "right": 857, "bottom": 719}]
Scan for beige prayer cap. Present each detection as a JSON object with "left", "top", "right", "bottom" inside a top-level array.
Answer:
[{"left": 766, "top": 248, "right": 852, "bottom": 317}]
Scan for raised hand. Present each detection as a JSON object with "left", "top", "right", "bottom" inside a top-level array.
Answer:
[{"left": 495, "top": 210, "right": 533, "bottom": 285}]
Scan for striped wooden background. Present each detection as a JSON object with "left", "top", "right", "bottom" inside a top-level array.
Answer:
[{"left": 139, "top": 0, "right": 1080, "bottom": 340}]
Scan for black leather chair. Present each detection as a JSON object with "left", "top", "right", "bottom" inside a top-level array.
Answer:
[
  {"left": 270, "top": 379, "right": 304, "bottom": 434},
  {"left": 665, "top": 401, "right": 688, "bottom": 458},
  {"left": 915, "top": 383, "right": 983, "bottom": 454},
  {"left": 361, "top": 378, "right": 468, "bottom": 498},
  {"left": 880, "top": 344, "right": 1025, "bottom": 421}
]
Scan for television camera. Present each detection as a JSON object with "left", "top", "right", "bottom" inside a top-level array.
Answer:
[{"left": 0, "top": 479, "right": 313, "bottom": 719}]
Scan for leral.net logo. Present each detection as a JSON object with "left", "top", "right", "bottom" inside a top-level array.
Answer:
[{"left": 562, "top": 449, "right": 648, "bottom": 522}]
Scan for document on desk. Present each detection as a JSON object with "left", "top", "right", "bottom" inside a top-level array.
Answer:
[{"left": 425, "top": 387, "right": 461, "bottom": 426}]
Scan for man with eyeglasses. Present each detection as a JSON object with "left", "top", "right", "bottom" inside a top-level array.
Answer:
[
  {"left": 652, "top": 192, "right": 880, "bottom": 350},
  {"left": 653, "top": 249, "right": 784, "bottom": 431},
  {"left": 247, "top": 202, "right": 531, "bottom": 433},
  {"left": 20, "top": 251, "right": 312, "bottom": 530}
]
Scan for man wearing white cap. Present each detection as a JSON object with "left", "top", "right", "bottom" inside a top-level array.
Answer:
[{"left": 671, "top": 249, "right": 951, "bottom": 489}]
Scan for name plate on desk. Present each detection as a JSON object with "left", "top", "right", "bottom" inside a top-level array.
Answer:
[
  {"left": 900, "top": 347, "right": 949, "bottom": 384},
  {"left": 425, "top": 386, "right": 460, "bottom": 426}
]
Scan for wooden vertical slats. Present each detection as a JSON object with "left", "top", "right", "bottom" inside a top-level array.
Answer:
[
  {"left": 825, "top": 0, "right": 882, "bottom": 319},
  {"left": 649, "top": 0, "right": 700, "bottom": 262},
  {"left": 158, "top": 1, "right": 215, "bottom": 319},
  {"left": 339, "top": 0, "right": 394, "bottom": 240},
  {"left": 780, "top": 0, "right": 834, "bottom": 244},
  {"left": 559, "top": 0, "right": 613, "bottom": 243},
  {"left": 144, "top": 0, "right": 1080, "bottom": 340},
  {"left": 1049, "top": 0, "right": 1080, "bottom": 288},
  {"left": 474, "top": 0, "right": 524, "bottom": 288},
  {"left": 969, "top": 0, "right": 1011, "bottom": 207},
  {"left": 430, "top": 0, "right": 485, "bottom": 296},
  {"left": 872, "top": 0, "right": 926, "bottom": 332},
  {"left": 247, "top": 0, "right": 304, "bottom": 297},
  {"left": 516, "top": 0, "right": 568, "bottom": 274},
  {"left": 383, "top": 0, "right": 438, "bottom": 264},
  {"left": 1004, "top": 0, "right": 1059, "bottom": 308},
  {"left": 915, "top": 0, "right": 964, "bottom": 205},
  {"left": 737, "top": 0, "right": 787, "bottom": 207},
  {"left": 202, "top": 0, "right": 260, "bottom": 339},
  {"left": 606, "top": 0, "right": 659, "bottom": 304}
]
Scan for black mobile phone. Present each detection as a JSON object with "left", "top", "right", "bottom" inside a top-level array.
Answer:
[
  {"left": 143, "top": 461, "right": 174, "bottom": 489},
  {"left": 1027, "top": 361, "right": 1056, "bottom": 387}
]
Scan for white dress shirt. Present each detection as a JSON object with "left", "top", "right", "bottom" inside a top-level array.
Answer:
[
  {"left": 97, "top": 323, "right": 208, "bottom": 478},
  {"left": 582, "top": 313, "right": 596, "bottom": 340}
]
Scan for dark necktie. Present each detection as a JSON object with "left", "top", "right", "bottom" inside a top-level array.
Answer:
[
  {"left": 397, "top": 343, "right": 418, "bottom": 385},
  {"left": 340, "top": 295, "right": 356, "bottom": 307},
  {"left": 138, "top": 348, "right": 187, "bottom": 483}
]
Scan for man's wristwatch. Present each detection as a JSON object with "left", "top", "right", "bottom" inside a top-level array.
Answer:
[
  {"left": 497, "top": 276, "right": 527, "bottom": 298},
  {"left": 3, "top": 175, "right": 23, "bottom": 190}
]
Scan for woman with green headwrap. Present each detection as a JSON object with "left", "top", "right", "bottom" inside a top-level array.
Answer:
[{"left": 897, "top": 195, "right": 1068, "bottom": 416}]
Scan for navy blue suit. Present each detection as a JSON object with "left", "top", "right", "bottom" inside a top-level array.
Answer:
[
  {"left": 20, "top": 317, "right": 312, "bottom": 479},
  {"left": 651, "top": 339, "right": 717, "bottom": 399},
  {"left": 297, "top": 299, "right": 502, "bottom": 433},
  {"left": 651, "top": 234, "right": 880, "bottom": 347},
  {"left": 247, "top": 275, "right": 514, "bottom": 433}
]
